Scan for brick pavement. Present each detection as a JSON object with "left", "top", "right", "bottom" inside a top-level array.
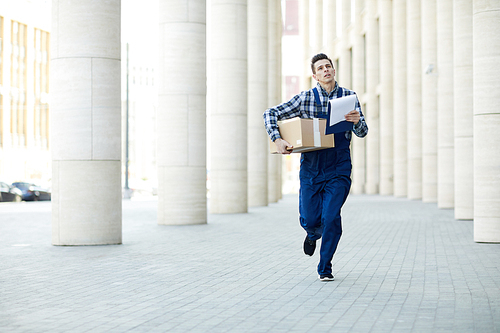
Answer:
[{"left": 0, "top": 194, "right": 499, "bottom": 332}]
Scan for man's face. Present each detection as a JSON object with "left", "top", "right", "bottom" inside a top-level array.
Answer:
[{"left": 312, "top": 59, "right": 335, "bottom": 85}]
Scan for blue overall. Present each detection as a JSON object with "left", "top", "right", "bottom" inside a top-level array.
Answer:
[{"left": 299, "top": 87, "right": 352, "bottom": 276}]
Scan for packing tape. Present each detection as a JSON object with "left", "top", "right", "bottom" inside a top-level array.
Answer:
[{"left": 313, "top": 118, "right": 321, "bottom": 147}]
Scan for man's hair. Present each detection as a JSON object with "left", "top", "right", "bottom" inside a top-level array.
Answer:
[{"left": 311, "top": 53, "right": 333, "bottom": 74}]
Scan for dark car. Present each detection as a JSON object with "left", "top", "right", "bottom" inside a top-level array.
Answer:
[
  {"left": 0, "top": 182, "right": 23, "bottom": 202},
  {"left": 11, "top": 182, "right": 51, "bottom": 201}
]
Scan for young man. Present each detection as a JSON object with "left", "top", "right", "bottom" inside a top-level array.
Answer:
[{"left": 263, "top": 53, "right": 368, "bottom": 281}]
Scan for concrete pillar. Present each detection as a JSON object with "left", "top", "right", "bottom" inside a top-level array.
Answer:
[
  {"left": 248, "top": 0, "right": 268, "bottom": 207},
  {"left": 364, "top": 0, "right": 380, "bottom": 195},
  {"left": 299, "top": 0, "right": 311, "bottom": 90},
  {"left": 421, "top": 0, "right": 437, "bottom": 202},
  {"left": 453, "top": 0, "right": 473, "bottom": 220},
  {"left": 379, "top": 0, "right": 393, "bottom": 195},
  {"left": 315, "top": 0, "right": 323, "bottom": 52},
  {"left": 351, "top": 4, "right": 366, "bottom": 195},
  {"left": 407, "top": 0, "right": 422, "bottom": 200},
  {"left": 209, "top": 0, "right": 248, "bottom": 214},
  {"left": 437, "top": 0, "right": 454, "bottom": 209},
  {"left": 473, "top": 0, "right": 500, "bottom": 242},
  {"left": 325, "top": 0, "right": 336, "bottom": 56},
  {"left": 51, "top": 0, "right": 122, "bottom": 245},
  {"left": 157, "top": 0, "right": 207, "bottom": 225},
  {"left": 342, "top": 0, "right": 351, "bottom": 31},
  {"left": 338, "top": 25, "right": 351, "bottom": 89},
  {"left": 337, "top": 0, "right": 351, "bottom": 91},
  {"left": 268, "top": 0, "right": 282, "bottom": 203},
  {"left": 393, "top": 0, "right": 407, "bottom": 197}
]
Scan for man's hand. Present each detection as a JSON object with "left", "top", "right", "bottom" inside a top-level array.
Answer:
[
  {"left": 274, "top": 138, "right": 293, "bottom": 154},
  {"left": 345, "top": 110, "right": 360, "bottom": 125}
]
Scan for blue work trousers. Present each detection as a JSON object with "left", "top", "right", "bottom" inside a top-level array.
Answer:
[{"left": 299, "top": 147, "right": 352, "bottom": 276}]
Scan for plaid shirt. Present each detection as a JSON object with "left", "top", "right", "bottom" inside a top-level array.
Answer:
[{"left": 263, "top": 82, "right": 368, "bottom": 142}]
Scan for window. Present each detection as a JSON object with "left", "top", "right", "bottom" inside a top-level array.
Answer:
[
  {"left": 34, "top": 28, "right": 50, "bottom": 148},
  {"left": 10, "top": 21, "right": 28, "bottom": 145}
]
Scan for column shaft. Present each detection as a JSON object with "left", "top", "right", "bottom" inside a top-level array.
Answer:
[
  {"left": 393, "top": 0, "right": 407, "bottom": 197},
  {"left": 325, "top": 0, "right": 336, "bottom": 56},
  {"left": 407, "top": 0, "right": 422, "bottom": 200},
  {"left": 51, "top": 0, "right": 122, "bottom": 245},
  {"left": 299, "top": 0, "right": 311, "bottom": 90},
  {"left": 421, "top": 0, "right": 438, "bottom": 202},
  {"left": 342, "top": 0, "right": 351, "bottom": 31},
  {"left": 268, "top": 0, "right": 282, "bottom": 203},
  {"left": 248, "top": 0, "right": 268, "bottom": 207},
  {"left": 379, "top": 0, "right": 393, "bottom": 195},
  {"left": 365, "top": 0, "right": 380, "bottom": 195},
  {"left": 315, "top": 0, "right": 323, "bottom": 52},
  {"left": 157, "top": 0, "right": 207, "bottom": 225},
  {"left": 209, "top": 0, "right": 248, "bottom": 213},
  {"left": 473, "top": 0, "right": 500, "bottom": 242},
  {"left": 350, "top": 5, "right": 366, "bottom": 195},
  {"left": 437, "top": 0, "right": 455, "bottom": 208},
  {"left": 453, "top": 0, "right": 473, "bottom": 219}
]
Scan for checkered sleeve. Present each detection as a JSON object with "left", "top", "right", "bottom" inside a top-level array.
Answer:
[
  {"left": 263, "top": 93, "right": 305, "bottom": 142},
  {"left": 353, "top": 95, "right": 368, "bottom": 138}
]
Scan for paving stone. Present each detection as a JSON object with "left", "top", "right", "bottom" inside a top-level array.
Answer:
[{"left": 1, "top": 195, "right": 500, "bottom": 332}]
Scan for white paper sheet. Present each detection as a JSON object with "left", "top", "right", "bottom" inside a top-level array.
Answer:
[{"left": 328, "top": 95, "right": 357, "bottom": 126}]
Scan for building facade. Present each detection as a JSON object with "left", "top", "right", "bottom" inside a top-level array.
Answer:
[{"left": 0, "top": 1, "right": 51, "bottom": 186}]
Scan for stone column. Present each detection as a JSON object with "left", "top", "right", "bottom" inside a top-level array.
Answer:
[
  {"left": 407, "top": 0, "right": 422, "bottom": 200},
  {"left": 325, "top": 0, "right": 336, "bottom": 57},
  {"left": 365, "top": 0, "right": 380, "bottom": 195},
  {"left": 421, "top": 0, "right": 438, "bottom": 203},
  {"left": 338, "top": 0, "right": 352, "bottom": 89},
  {"left": 51, "top": 0, "right": 121, "bottom": 245},
  {"left": 315, "top": 0, "right": 323, "bottom": 52},
  {"left": 379, "top": 0, "right": 393, "bottom": 196},
  {"left": 350, "top": 5, "right": 366, "bottom": 195},
  {"left": 437, "top": 0, "right": 454, "bottom": 209},
  {"left": 453, "top": 0, "right": 473, "bottom": 220},
  {"left": 157, "top": 0, "right": 207, "bottom": 225},
  {"left": 268, "top": 0, "right": 282, "bottom": 203},
  {"left": 338, "top": 33, "right": 351, "bottom": 89},
  {"left": 342, "top": 0, "right": 351, "bottom": 31},
  {"left": 473, "top": 0, "right": 500, "bottom": 242},
  {"left": 393, "top": 0, "right": 407, "bottom": 197},
  {"left": 248, "top": 0, "right": 268, "bottom": 207},
  {"left": 299, "top": 0, "right": 311, "bottom": 90},
  {"left": 209, "top": 0, "right": 248, "bottom": 214}
]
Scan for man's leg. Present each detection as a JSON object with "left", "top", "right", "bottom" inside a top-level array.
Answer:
[
  {"left": 299, "top": 181, "right": 324, "bottom": 241},
  {"left": 317, "top": 175, "right": 351, "bottom": 276}
]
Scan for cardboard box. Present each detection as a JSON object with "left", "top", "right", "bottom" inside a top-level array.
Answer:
[{"left": 269, "top": 117, "right": 335, "bottom": 154}]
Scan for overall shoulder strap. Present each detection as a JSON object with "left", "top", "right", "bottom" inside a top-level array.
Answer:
[
  {"left": 336, "top": 86, "right": 343, "bottom": 98},
  {"left": 312, "top": 87, "right": 322, "bottom": 107}
]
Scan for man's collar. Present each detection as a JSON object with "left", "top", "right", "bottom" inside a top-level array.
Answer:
[{"left": 316, "top": 82, "right": 338, "bottom": 96}]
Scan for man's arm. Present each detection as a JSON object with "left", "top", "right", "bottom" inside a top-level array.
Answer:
[
  {"left": 349, "top": 96, "right": 368, "bottom": 138},
  {"left": 263, "top": 94, "right": 304, "bottom": 152}
]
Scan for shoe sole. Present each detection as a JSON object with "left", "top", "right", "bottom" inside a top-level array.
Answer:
[{"left": 319, "top": 276, "right": 334, "bottom": 282}]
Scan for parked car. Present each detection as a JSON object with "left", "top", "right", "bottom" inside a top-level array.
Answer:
[
  {"left": 0, "top": 182, "right": 23, "bottom": 202},
  {"left": 11, "top": 182, "right": 51, "bottom": 201}
]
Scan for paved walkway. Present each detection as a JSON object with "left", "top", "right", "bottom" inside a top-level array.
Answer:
[{"left": 1, "top": 194, "right": 499, "bottom": 332}]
